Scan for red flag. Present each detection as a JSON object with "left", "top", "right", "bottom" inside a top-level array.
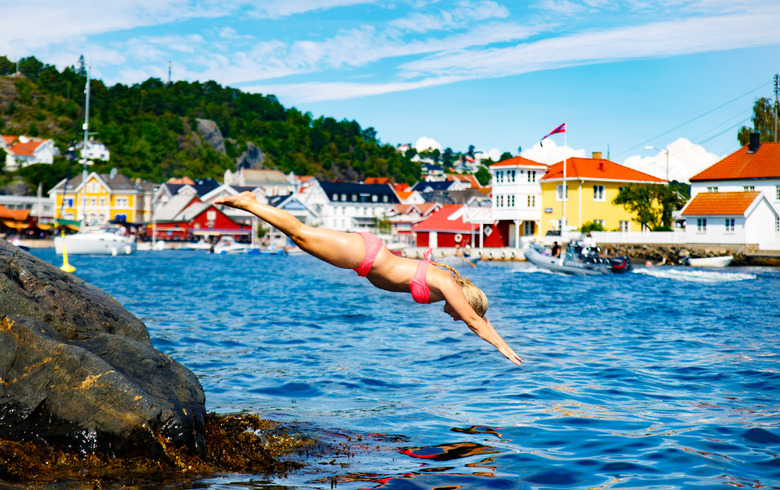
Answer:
[{"left": 540, "top": 122, "right": 566, "bottom": 147}]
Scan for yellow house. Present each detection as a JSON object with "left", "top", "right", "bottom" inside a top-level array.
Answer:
[
  {"left": 49, "top": 170, "right": 148, "bottom": 226},
  {"left": 540, "top": 152, "right": 666, "bottom": 234}
]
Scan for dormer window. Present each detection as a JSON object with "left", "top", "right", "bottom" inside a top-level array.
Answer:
[{"left": 341, "top": 194, "right": 347, "bottom": 201}]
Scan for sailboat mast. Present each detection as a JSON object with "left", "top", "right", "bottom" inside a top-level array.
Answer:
[{"left": 80, "top": 67, "right": 91, "bottom": 230}]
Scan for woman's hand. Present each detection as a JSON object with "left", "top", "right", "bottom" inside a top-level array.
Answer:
[{"left": 215, "top": 191, "right": 257, "bottom": 210}]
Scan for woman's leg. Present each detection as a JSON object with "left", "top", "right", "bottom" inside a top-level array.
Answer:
[{"left": 215, "top": 192, "right": 365, "bottom": 269}]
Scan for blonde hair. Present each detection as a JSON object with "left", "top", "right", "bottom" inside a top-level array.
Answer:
[{"left": 431, "top": 261, "right": 488, "bottom": 317}]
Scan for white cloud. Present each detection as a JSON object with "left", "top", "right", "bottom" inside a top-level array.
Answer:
[
  {"left": 521, "top": 139, "right": 586, "bottom": 165},
  {"left": 415, "top": 136, "right": 442, "bottom": 152},
  {"left": 620, "top": 138, "right": 720, "bottom": 182}
]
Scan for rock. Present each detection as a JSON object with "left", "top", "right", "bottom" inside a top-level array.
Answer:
[
  {"left": 0, "top": 239, "right": 206, "bottom": 457},
  {"left": 196, "top": 118, "right": 226, "bottom": 154},
  {"left": 236, "top": 141, "right": 266, "bottom": 170}
]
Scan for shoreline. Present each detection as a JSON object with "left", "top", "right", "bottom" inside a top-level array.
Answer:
[{"left": 10, "top": 238, "right": 780, "bottom": 266}]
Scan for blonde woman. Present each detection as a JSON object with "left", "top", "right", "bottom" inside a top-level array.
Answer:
[{"left": 215, "top": 192, "right": 522, "bottom": 366}]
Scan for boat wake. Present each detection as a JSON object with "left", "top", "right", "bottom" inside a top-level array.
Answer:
[{"left": 634, "top": 267, "right": 756, "bottom": 283}]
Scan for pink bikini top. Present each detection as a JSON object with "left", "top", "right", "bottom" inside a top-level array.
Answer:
[{"left": 410, "top": 248, "right": 433, "bottom": 304}]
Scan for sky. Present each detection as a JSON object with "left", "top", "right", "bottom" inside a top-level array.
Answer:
[{"left": 3, "top": 0, "right": 780, "bottom": 182}]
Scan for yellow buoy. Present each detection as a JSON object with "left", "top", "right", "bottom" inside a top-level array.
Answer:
[{"left": 59, "top": 230, "right": 76, "bottom": 273}]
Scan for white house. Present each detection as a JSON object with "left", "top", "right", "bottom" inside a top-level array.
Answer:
[
  {"left": 223, "top": 168, "right": 295, "bottom": 196},
  {"left": 76, "top": 138, "right": 111, "bottom": 161},
  {"left": 488, "top": 155, "right": 547, "bottom": 246},
  {"left": 682, "top": 135, "right": 780, "bottom": 249},
  {"left": 315, "top": 181, "right": 400, "bottom": 232},
  {"left": 2, "top": 135, "right": 57, "bottom": 170}
]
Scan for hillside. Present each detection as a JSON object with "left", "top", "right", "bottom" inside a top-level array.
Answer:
[{"left": 0, "top": 56, "right": 421, "bottom": 192}]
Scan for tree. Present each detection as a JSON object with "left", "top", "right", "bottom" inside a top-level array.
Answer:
[
  {"left": 613, "top": 183, "right": 689, "bottom": 231},
  {"left": 738, "top": 97, "right": 776, "bottom": 145},
  {"left": 475, "top": 166, "right": 491, "bottom": 186}
]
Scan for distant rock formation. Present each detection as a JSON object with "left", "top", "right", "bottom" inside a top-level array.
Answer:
[
  {"left": 0, "top": 239, "right": 206, "bottom": 457},
  {"left": 196, "top": 118, "right": 226, "bottom": 154},
  {"left": 236, "top": 141, "right": 266, "bottom": 170}
]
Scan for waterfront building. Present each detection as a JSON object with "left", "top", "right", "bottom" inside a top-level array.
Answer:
[
  {"left": 680, "top": 135, "right": 780, "bottom": 249},
  {"left": 412, "top": 203, "right": 502, "bottom": 248},
  {"left": 223, "top": 168, "right": 294, "bottom": 197},
  {"left": 149, "top": 194, "right": 250, "bottom": 241},
  {"left": 316, "top": 181, "right": 400, "bottom": 232},
  {"left": 489, "top": 155, "right": 547, "bottom": 246},
  {"left": 540, "top": 152, "right": 666, "bottom": 235},
  {"left": 49, "top": 169, "right": 147, "bottom": 225}
]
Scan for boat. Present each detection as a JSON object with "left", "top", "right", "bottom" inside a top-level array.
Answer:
[
  {"left": 54, "top": 226, "right": 137, "bottom": 256},
  {"left": 212, "top": 236, "right": 251, "bottom": 254},
  {"left": 524, "top": 242, "right": 630, "bottom": 275},
  {"left": 247, "top": 245, "right": 287, "bottom": 256},
  {"left": 431, "top": 252, "right": 481, "bottom": 267},
  {"left": 682, "top": 255, "right": 733, "bottom": 268}
]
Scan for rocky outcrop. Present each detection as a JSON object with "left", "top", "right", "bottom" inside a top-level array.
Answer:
[
  {"left": 0, "top": 239, "right": 206, "bottom": 457},
  {"left": 236, "top": 141, "right": 266, "bottom": 169},
  {"left": 196, "top": 118, "right": 226, "bottom": 154}
]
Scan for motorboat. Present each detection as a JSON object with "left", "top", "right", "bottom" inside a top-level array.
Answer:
[
  {"left": 682, "top": 255, "right": 733, "bottom": 268},
  {"left": 212, "top": 236, "right": 251, "bottom": 254},
  {"left": 54, "top": 226, "right": 137, "bottom": 256},
  {"left": 524, "top": 242, "right": 630, "bottom": 275},
  {"left": 247, "top": 245, "right": 287, "bottom": 256}
]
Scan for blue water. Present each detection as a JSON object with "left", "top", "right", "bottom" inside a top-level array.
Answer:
[{"left": 31, "top": 249, "right": 780, "bottom": 489}]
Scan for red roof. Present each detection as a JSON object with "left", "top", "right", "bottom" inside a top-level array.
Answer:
[
  {"left": 0, "top": 204, "right": 30, "bottom": 221},
  {"left": 680, "top": 191, "right": 762, "bottom": 216},
  {"left": 490, "top": 155, "right": 547, "bottom": 168},
  {"left": 541, "top": 157, "right": 665, "bottom": 183},
  {"left": 446, "top": 173, "right": 481, "bottom": 188},
  {"left": 690, "top": 142, "right": 780, "bottom": 181},
  {"left": 7, "top": 140, "right": 45, "bottom": 157},
  {"left": 412, "top": 204, "right": 473, "bottom": 232},
  {"left": 364, "top": 177, "right": 392, "bottom": 185}
]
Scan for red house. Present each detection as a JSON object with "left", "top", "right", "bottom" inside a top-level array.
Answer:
[{"left": 148, "top": 195, "right": 250, "bottom": 241}]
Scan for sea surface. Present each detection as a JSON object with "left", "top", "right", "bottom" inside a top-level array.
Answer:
[{"left": 31, "top": 248, "right": 780, "bottom": 489}]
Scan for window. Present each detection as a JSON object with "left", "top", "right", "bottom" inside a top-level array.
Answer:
[
  {"left": 743, "top": 185, "right": 755, "bottom": 191},
  {"left": 725, "top": 218, "right": 735, "bottom": 232},
  {"left": 556, "top": 184, "right": 567, "bottom": 201},
  {"left": 509, "top": 195, "right": 515, "bottom": 207},
  {"left": 341, "top": 194, "right": 347, "bottom": 202},
  {"left": 99, "top": 198, "right": 106, "bottom": 207},
  {"left": 619, "top": 220, "right": 629, "bottom": 232},
  {"left": 697, "top": 218, "right": 707, "bottom": 232},
  {"left": 383, "top": 195, "right": 388, "bottom": 203},
  {"left": 352, "top": 194, "right": 357, "bottom": 201},
  {"left": 707, "top": 186, "right": 718, "bottom": 193},
  {"left": 332, "top": 193, "right": 338, "bottom": 201},
  {"left": 527, "top": 195, "right": 535, "bottom": 208},
  {"left": 524, "top": 221, "right": 534, "bottom": 235},
  {"left": 528, "top": 171, "right": 536, "bottom": 183},
  {"left": 594, "top": 219, "right": 604, "bottom": 228},
  {"left": 509, "top": 170, "right": 516, "bottom": 182},
  {"left": 593, "top": 185, "right": 605, "bottom": 202},
  {"left": 116, "top": 197, "right": 128, "bottom": 207},
  {"left": 776, "top": 216, "right": 780, "bottom": 233},
  {"left": 372, "top": 195, "right": 378, "bottom": 202},
  {"left": 207, "top": 210, "right": 216, "bottom": 220}
]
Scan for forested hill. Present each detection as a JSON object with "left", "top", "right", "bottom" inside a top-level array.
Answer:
[{"left": 0, "top": 56, "right": 421, "bottom": 191}]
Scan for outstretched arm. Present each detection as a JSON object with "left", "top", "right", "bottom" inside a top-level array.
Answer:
[{"left": 438, "top": 279, "right": 523, "bottom": 366}]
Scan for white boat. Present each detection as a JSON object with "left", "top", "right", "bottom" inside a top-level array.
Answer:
[
  {"left": 683, "top": 255, "right": 733, "bottom": 268},
  {"left": 213, "top": 236, "right": 251, "bottom": 254},
  {"left": 54, "top": 226, "right": 137, "bottom": 255}
]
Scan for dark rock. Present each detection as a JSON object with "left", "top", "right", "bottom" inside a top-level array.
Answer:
[{"left": 0, "top": 239, "right": 206, "bottom": 457}]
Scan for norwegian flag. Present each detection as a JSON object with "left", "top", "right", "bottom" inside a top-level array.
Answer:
[{"left": 540, "top": 122, "right": 566, "bottom": 147}]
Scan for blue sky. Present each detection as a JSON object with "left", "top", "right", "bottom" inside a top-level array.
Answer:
[{"left": 3, "top": 0, "right": 780, "bottom": 181}]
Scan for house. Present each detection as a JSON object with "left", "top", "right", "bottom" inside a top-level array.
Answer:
[
  {"left": 446, "top": 173, "right": 483, "bottom": 189},
  {"left": 2, "top": 135, "right": 57, "bottom": 171},
  {"left": 202, "top": 184, "right": 268, "bottom": 225},
  {"left": 680, "top": 134, "right": 780, "bottom": 248},
  {"left": 680, "top": 191, "right": 778, "bottom": 248},
  {"left": 421, "top": 163, "right": 445, "bottom": 181},
  {"left": 540, "top": 152, "right": 666, "bottom": 234},
  {"left": 412, "top": 204, "right": 503, "bottom": 248},
  {"left": 364, "top": 177, "right": 393, "bottom": 185},
  {"left": 49, "top": 169, "right": 148, "bottom": 226},
  {"left": 75, "top": 138, "right": 110, "bottom": 162},
  {"left": 148, "top": 194, "right": 250, "bottom": 241},
  {"left": 387, "top": 202, "right": 440, "bottom": 242},
  {"left": 489, "top": 155, "right": 548, "bottom": 246},
  {"left": 223, "top": 168, "right": 294, "bottom": 196},
  {"left": 153, "top": 177, "right": 221, "bottom": 211},
  {"left": 317, "top": 181, "right": 400, "bottom": 232}
]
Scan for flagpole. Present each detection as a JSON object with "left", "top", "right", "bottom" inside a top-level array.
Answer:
[{"left": 562, "top": 121, "right": 567, "bottom": 234}]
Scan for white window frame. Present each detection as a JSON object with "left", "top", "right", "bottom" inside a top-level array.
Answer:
[
  {"left": 593, "top": 185, "right": 605, "bottom": 202},
  {"left": 556, "top": 184, "right": 568, "bottom": 201},
  {"left": 725, "top": 218, "right": 735, "bottom": 233},
  {"left": 697, "top": 218, "right": 707, "bottom": 232},
  {"left": 619, "top": 220, "right": 629, "bottom": 232}
]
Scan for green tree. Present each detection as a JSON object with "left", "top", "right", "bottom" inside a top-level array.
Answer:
[
  {"left": 613, "top": 183, "right": 689, "bottom": 231},
  {"left": 475, "top": 165, "right": 491, "bottom": 186},
  {"left": 738, "top": 97, "right": 776, "bottom": 145}
]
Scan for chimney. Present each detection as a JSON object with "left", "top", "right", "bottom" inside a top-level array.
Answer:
[
  {"left": 592, "top": 151, "right": 602, "bottom": 159},
  {"left": 748, "top": 132, "right": 761, "bottom": 153}
]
